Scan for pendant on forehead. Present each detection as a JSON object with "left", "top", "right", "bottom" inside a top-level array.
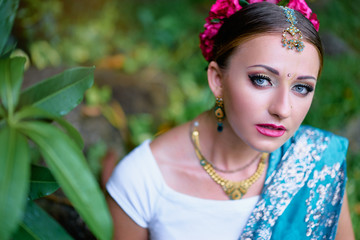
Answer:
[{"left": 280, "top": 6, "right": 305, "bottom": 52}]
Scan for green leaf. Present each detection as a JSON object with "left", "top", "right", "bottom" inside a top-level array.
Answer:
[
  {"left": 12, "top": 201, "right": 73, "bottom": 240},
  {"left": 210, "top": 18, "right": 221, "bottom": 23},
  {"left": 0, "top": 57, "right": 26, "bottom": 115},
  {"left": 28, "top": 165, "right": 59, "bottom": 200},
  {"left": 0, "top": 105, "right": 5, "bottom": 118},
  {"left": 277, "top": 0, "right": 290, "bottom": 6},
  {"left": 18, "top": 121, "right": 113, "bottom": 240},
  {"left": 18, "top": 66, "right": 95, "bottom": 117},
  {"left": 1, "top": 41, "right": 17, "bottom": 59},
  {"left": 0, "top": 126, "right": 30, "bottom": 240},
  {"left": 14, "top": 106, "right": 84, "bottom": 149},
  {"left": 239, "top": 0, "right": 249, "bottom": 7},
  {"left": 29, "top": 145, "right": 42, "bottom": 165},
  {"left": 0, "top": 0, "right": 19, "bottom": 57}
]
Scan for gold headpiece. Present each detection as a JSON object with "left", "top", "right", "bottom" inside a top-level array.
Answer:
[{"left": 281, "top": 6, "right": 305, "bottom": 52}]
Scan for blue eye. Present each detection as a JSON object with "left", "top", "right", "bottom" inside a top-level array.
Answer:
[
  {"left": 248, "top": 74, "right": 272, "bottom": 87},
  {"left": 292, "top": 84, "right": 314, "bottom": 96}
]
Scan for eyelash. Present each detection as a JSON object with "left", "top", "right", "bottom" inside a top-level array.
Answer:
[
  {"left": 248, "top": 74, "right": 272, "bottom": 87},
  {"left": 292, "top": 84, "right": 314, "bottom": 95},
  {"left": 248, "top": 74, "right": 314, "bottom": 96}
]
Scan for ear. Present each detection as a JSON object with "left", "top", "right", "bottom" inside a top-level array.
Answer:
[{"left": 207, "top": 61, "right": 224, "bottom": 97}]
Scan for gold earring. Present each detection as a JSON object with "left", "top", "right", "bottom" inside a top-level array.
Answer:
[{"left": 214, "top": 97, "right": 225, "bottom": 132}]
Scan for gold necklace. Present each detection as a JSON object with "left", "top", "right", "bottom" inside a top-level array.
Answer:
[
  {"left": 191, "top": 122, "right": 268, "bottom": 200},
  {"left": 205, "top": 152, "right": 260, "bottom": 173}
]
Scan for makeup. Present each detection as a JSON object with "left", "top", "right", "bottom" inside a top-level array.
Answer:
[{"left": 255, "top": 124, "right": 286, "bottom": 137}]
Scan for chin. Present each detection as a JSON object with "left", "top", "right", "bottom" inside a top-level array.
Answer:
[{"left": 248, "top": 136, "right": 290, "bottom": 153}]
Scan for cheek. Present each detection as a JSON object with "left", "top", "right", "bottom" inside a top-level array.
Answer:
[
  {"left": 292, "top": 96, "right": 314, "bottom": 123},
  {"left": 224, "top": 86, "right": 269, "bottom": 125},
  {"left": 224, "top": 86, "right": 257, "bottom": 113}
]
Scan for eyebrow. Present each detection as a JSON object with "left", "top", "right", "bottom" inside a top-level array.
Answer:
[
  {"left": 248, "top": 64, "right": 279, "bottom": 75},
  {"left": 248, "top": 64, "right": 317, "bottom": 81},
  {"left": 297, "top": 75, "right": 317, "bottom": 81}
]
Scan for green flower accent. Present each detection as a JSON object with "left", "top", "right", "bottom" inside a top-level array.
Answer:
[
  {"left": 210, "top": 18, "right": 221, "bottom": 23},
  {"left": 278, "top": 0, "right": 290, "bottom": 6},
  {"left": 239, "top": 0, "right": 250, "bottom": 7}
]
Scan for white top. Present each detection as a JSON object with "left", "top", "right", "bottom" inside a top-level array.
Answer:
[{"left": 106, "top": 140, "right": 259, "bottom": 240}]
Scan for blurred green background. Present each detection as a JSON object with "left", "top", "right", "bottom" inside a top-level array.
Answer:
[{"left": 12, "top": 0, "right": 359, "bottom": 237}]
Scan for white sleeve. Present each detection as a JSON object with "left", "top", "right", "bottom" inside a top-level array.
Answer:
[{"left": 106, "top": 140, "right": 159, "bottom": 228}]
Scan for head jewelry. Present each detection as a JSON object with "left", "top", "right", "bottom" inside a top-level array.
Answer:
[
  {"left": 199, "top": 0, "right": 320, "bottom": 61},
  {"left": 281, "top": 6, "right": 305, "bottom": 52}
]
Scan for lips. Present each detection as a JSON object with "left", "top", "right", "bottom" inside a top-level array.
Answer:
[{"left": 255, "top": 124, "right": 286, "bottom": 137}]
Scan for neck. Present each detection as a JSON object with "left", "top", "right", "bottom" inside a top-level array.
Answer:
[{"left": 197, "top": 111, "right": 263, "bottom": 172}]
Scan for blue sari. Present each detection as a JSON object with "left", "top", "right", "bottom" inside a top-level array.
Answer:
[{"left": 240, "top": 126, "right": 348, "bottom": 240}]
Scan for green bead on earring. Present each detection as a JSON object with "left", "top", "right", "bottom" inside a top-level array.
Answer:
[{"left": 214, "top": 97, "right": 225, "bottom": 132}]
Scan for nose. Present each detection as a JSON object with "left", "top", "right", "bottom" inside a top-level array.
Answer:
[{"left": 268, "top": 87, "right": 292, "bottom": 119}]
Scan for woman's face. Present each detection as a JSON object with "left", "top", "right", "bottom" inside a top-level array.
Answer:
[{"left": 209, "top": 34, "right": 320, "bottom": 152}]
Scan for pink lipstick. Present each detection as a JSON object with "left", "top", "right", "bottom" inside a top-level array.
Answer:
[{"left": 255, "top": 124, "right": 286, "bottom": 137}]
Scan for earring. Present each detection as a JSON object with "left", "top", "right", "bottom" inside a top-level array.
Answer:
[{"left": 214, "top": 97, "right": 225, "bottom": 132}]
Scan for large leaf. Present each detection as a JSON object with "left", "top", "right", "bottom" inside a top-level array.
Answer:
[
  {"left": 18, "top": 66, "right": 95, "bottom": 116},
  {"left": 0, "top": 106, "right": 5, "bottom": 118},
  {"left": 18, "top": 121, "right": 113, "bottom": 240},
  {"left": 14, "top": 106, "right": 84, "bottom": 149},
  {"left": 28, "top": 165, "right": 59, "bottom": 200},
  {"left": 0, "top": 0, "right": 19, "bottom": 57},
  {"left": 0, "top": 57, "right": 26, "bottom": 114},
  {"left": 1, "top": 41, "right": 17, "bottom": 59},
  {"left": 0, "top": 126, "right": 30, "bottom": 240},
  {"left": 12, "top": 201, "right": 73, "bottom": 240}
]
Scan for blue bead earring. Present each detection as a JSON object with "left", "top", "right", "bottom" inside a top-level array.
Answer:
[{"left": 214, "top": 97, "right": 225, "bottom": 132}]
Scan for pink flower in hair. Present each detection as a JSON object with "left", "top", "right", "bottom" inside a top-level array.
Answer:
[
  {"left": 287, "top": 0, "right": 319, "bottom": 31},
  {"left": 199, "top": 21, "right": 223, "bottom": 60},
  {"left": 200, "top": 0, "right": 242, "bottom": 61},
  {"left": 208, "top": 0, "right": 241, "bottom": 20},
  {"left": 308, "top": 13, "right": 320, "bottom": 31},
  {"left": 200, "top": 0, "right": 245, "bottom": 61}
]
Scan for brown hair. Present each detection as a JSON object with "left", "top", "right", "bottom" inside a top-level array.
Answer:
[{"left": 212, "top": 2, "right": 323, "bottom": 76}]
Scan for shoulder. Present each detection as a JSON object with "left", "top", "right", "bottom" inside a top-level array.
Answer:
[
  {"left": 150, "top": 121, "right": 194, "bottom": 165},
  {"left": 112, "top": 140, "right": 154, "bottom": 176},
  {"left": 106, "top": 140, "right": 162, "bottom": 227},
  {"left": 106, "top": 140, "right": 160, "bottom": 195},
  {"left": 108, "top": 139, "right": 162, "bottom": 185}
]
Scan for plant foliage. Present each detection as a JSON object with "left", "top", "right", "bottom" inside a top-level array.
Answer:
[{"left": 0, "top": 1, "right": 113, "bottom": 239}]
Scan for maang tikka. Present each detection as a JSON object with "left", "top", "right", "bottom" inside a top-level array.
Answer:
[
  {"left": 280, "top": 6, "right": 305, "bottom": 52},
  {"left": 214, "top": 97, "right": 225, "bottom": 132}
]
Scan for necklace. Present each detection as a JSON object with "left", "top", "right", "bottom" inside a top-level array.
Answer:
[
  {"left": 191, "top": 121, "right": 268, "bottom": 200},
  {"left": 206, "top": 152, "right": 260, "bottom": 173}
]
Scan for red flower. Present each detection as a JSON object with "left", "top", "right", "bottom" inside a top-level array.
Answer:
[
  {"left": 199, "top": 22, "right": 223, "bottom": 61},
  {"left": 200, "top": 0, "right": 242, "bottom": 61},
  {"left": 308, "top": 13, "right": 320, "bottom": 31},
  {"left": 209, "top": 0, "right": 241, "bottom": 20},
  {"left": 287, "top": 0, "right": 319, "bottom": 31}
]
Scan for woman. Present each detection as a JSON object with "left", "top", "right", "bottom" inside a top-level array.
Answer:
[{"left": 106, "top": 1, "right": 355, "bottom": 239}]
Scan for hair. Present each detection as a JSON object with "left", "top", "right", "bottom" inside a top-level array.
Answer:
[{"left": 212, "top": 2, "right": 323, "bottom": 76}]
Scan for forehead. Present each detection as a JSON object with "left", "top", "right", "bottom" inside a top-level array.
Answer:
[{"left": 229, "top": 34, "right": 320, "bottom": 76}]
